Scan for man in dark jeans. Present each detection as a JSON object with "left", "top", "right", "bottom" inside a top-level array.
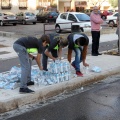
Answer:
[
  {"left": 90, "top": 6, "right": 103, "bottom": 56},
  {"left": 42, "top": 33, "right": 68, "bottom": 71},
  {"left": 13, "top": 35, "right": 50, "bottom": 93},
  {"left": 67, "top": 32, "right": 89, "bottom": 77}
]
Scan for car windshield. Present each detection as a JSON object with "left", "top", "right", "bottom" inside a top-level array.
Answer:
[
  {"left": 50, "top": 12, "right": 58, "bottom": 16},
  {"left": 75, "top": 14, "right": 90, "bottom": 21},
  {"left": 25, "top": 12, "right": 35, "bottom": 16}
]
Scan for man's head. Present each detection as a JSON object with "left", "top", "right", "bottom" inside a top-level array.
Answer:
[
  {"left": 40, "top": 34, "right": 50, "bottom": 47},
  {"left": 59, "top": 36, "right": 68, "bottom": 48},
  {"left": 76, "top": 37, "right": 89, "bottom": 46},
  {"left": 93, "top": 6, "right": 99, "bottom": 14}
]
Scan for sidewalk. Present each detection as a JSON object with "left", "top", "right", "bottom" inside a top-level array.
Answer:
[
  {"left": 0, "top": 55, "right": 120, "bottom": 114},
  {"left": 0, "top": 33, "right": 120, "bottom": 114},
  {"left": 0, "top": 33, "right": 118, "bottom": 60}
]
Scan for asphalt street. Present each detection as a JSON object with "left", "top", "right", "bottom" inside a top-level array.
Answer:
[{"left": 6, "top": 74, "right": 120, "bottom": 120}]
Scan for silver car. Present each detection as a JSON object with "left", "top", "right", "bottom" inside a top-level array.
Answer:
[
  {"left": 16, "top": 12, "right": 37, "bottom": 25},
  {"left": 0, "top": 12, "right": 18, "bottom": 26}
]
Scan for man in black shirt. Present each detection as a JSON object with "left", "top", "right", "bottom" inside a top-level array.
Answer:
[
  {"left": 13, "top": 35, "right": 50, "bottom": 93},
  {"left": 42, "top": 33, "right": 68, "bottom": 71},
  {"left": 67, "top": 33, "right": 89, "bottom": 77}
]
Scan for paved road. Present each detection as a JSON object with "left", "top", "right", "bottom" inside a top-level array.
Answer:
[
  {"left": 6, "top": 74, "right": 120, "bottom": 120},
  {"left": 0, "top": 23, "right": 55, "bottom": 36},
  {"left": 0, "top": 21, "right": 114, "bottom": 36},
  {"left": 0, "top": 40, "right": 118, "bottom": 73}
]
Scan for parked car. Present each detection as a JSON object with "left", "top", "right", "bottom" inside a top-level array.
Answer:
[
  {"left": 106, "top": 12, "right": 118, "bottom": 26},
  {"left": 36, "top": 11, "right": 59, "bottom": 23},
  {"left": 55, "top": 12, "right": 91, "bottom": 33},
  {"left": 16, "top": 12, "right": 37, "bottom": 25},
  {"left": 100, "top": 10, "right": 114, "bottom": 19},
  {"left": 0, "top": 12, "right": 18, "bottom": 26}
]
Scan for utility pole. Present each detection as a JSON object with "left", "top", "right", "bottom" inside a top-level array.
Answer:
[{"left": 119, "top": 0, "right": 120, "bottom": 55}]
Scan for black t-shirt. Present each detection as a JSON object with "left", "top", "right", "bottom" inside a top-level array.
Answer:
[
  {"left": 47, "top": 33, "right": 60, "bottom": 52},
  {"left": 67, "top": 33, "right": 89, "bottom": 49},
  {"left": 14, "top": 36, "right": 43, "bottom": 54}
]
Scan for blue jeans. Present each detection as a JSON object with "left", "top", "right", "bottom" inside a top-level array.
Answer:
[
  {"left": 13, "top": 44, "right": 32, "bottom": 88},
  {"left": 72, "top": 47, "right": 82, "bottom": 72}
]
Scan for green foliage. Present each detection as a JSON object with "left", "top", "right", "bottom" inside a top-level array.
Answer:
[{"left": 109, "top": 0, "right": 118, "bottom": 8}]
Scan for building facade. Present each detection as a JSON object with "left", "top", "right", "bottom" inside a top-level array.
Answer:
[{"left": 0, "top": 0, "right": 112, "bottom": 14}]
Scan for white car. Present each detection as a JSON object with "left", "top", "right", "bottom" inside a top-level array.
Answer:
[
  {"left": 55, "top": 12, "right": 91, "bottom": 33},
  {"left": 106, "top": 12, "right": 118, "bottom": 26}
]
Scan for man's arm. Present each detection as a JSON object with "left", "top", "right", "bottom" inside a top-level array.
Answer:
[
  {"left": 67, "top": 48, "right": 72, "bottom": 63},
  {"left": 58, "top": 46, "right": 62, "bottom": 59},
  {"left": 90, "top": 13, "right": 103, "bottom": 24},
  {"left": 35, "top": 53, "right": 43, "bottom": 70},
  {"left": 44, "top": 49, "right": 56, "bottom": 61},
  {"left": 82, "top": 45, "right": 89, "bottom": 66}
]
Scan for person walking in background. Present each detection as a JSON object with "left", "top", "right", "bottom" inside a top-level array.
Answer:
[
  {"left": 42, "top": 33, "right": 68, "bottom": 71},
  {"left": 90, "top": 6, "right": 103, "bottom": 56},
  {"left": 67, "top": 32, "right": 89, "bottom": 77},
  {"left": 13, "top": 35, "right": 50, "bottom": 93},
  {"left": 116, "top": 14, "right": 119, "bottom": 52}
]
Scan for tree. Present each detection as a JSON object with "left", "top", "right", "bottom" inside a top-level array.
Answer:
[
  {"left": 109, "top": 0, "right": 118, "bottom": 8},
  {"left": 90, "top": 0, "right": 107, "bottom": 9}
]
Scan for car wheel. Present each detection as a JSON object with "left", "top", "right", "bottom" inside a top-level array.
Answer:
[
  {"left": 102, "top": 16, "right": 106, "bottom": 20},
  {"left": 13, "top": 23, "right": 16, "bottom": 26},
  {"left": 55, "top": 25, "right": 61, "bottom": 33},
  {"left": 109, "top": 21, "right": 114, "bottom": 27},
  {"left": 0, "top": 21, "right": 4, "bottom": 26},
  {"left": 33, "top": 22, "right": 36, "bottom": 25},
  {"left": 45, "top": 19, "right": 49, "bottom": 23},
  {"left": 22, "top": 20, "right": 26, "bottom": 25}
]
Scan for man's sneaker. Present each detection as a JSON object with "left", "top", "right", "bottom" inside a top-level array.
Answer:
[
  {"left": 19, "top": 88, "right": 35, "bottom": 94},
  {"left": 76, "top": 71, "right": 83, "bottom": 77},
  {"left": 71, "top": 64, "right": 76, "bottom": 69},
  {"left": 27, "top": 81, "right": 34, "bottom": 86}
]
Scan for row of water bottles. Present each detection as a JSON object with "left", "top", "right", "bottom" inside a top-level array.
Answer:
[
  {"left": 34, "top": 71, "right": 71, "bottom": 86},
  {"left": 32, "top": 60, "right": 71, "bottom": 86},
  {"left": 49, "top": 60, "right": 70, "bottom": 73}
]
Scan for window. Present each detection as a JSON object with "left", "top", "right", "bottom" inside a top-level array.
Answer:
[
  {"left": 114, "top": 13, "right": 118, "bottom": 17},
  {"left": 60, "top": 13, "right": 67, "bottom": 20},
  {"left": 19, "top": 0, "right": 27, "bottom": 9},
  {"left": 1, "top": 0, "right": 11, "bottom": 9},
  {"left": 75, "top": 14, "right": 90, "bottom": 21},
  {"left": 68, "top": 14, "right": 77, "bottom": 22}
]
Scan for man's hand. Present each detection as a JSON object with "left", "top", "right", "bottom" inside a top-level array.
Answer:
[
  {"left": 83, "top": 62, "right": 89, "bottom": 67},
  {"left": 52, "top": 57, "right": 57, "bottom": 62},
  {"left": 39, "top": 66, "right": 43, "bottom": 70}
]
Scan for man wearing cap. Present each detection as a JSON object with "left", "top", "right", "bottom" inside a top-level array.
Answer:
[
  {"left": 67, "top": 32, "right": 89, "bottom": 77},
  {"left": 42, "top": 33, "right": 68, "bottom": 71},
  {"left": 13, "top": 35, "right": 50, "bottom": 93}
]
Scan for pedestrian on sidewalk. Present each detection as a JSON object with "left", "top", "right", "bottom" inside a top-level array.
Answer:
[
  {"left": 13, "top": 35, "right": 50, "bottom": 93},
  {"left": 67, "top": 32, "right": 89, "bottom": 77},
  {"left": 90, "top": 6, "right": 103, "bottom": 56},
  {"left": 116, "top": 14, "right": 119, "bottom": 52},
  {"left": 42, "top": 33, "right": 68, "bottom": 71}
]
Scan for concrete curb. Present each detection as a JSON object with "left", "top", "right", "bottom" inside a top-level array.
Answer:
[{"left": 0, "top": 66, "right": 120, "bottom": 113}]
